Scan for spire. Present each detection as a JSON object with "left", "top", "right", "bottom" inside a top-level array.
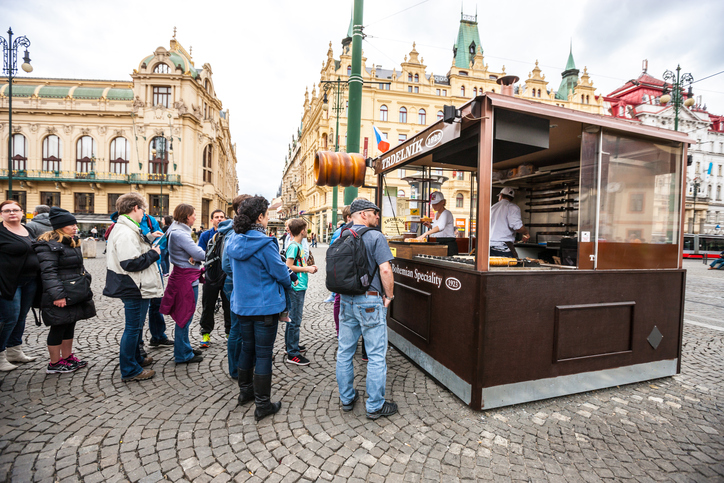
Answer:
[
  {"left": 565, "top": 40, "right": 576, "bottom": 71},
  {"left": 342, "top": 5, "right": 354, "bottom": 51},
  {"left": 453, "top": 9, "right": 482, "bottom": 69},
  {"left": 556, "top": 41, "right": 580, "bottom": 100}
]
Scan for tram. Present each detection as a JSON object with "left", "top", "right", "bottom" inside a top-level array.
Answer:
[{"left": 683, "top": 234, "right": 724, "bottom": 258}]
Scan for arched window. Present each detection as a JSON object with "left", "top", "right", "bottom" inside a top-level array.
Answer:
[
  {"left": 707, "top": 185, "right": 712, "bottom": 199},
  {"left": 456, "top": 193, "right": 464, "bottom": 208},
  {"left": 380, "top": 104, "right": 388, "bottom": 122},
  {"left": 398, "top": 189, "right": 406, "bottom": 197},
  {"left": 408, "top": 73, "right": 413, "bottom": 82},
  {"left": 437, "top": 110, "right": 444, "bottom": 121},
  {"left": 418, "top": 108, "right": 426, "bottom": 125},
  {"left": 347, "top": 65, "right": 352, "bottom": 76},
  {"left": 586, "top": 95, "right": 590, "bottom": 104},
  {"left": 399, "top": 106, "right": 407, "bottom": 123},
  {"left": 153, "top": 63, "right": 170, "bottom": 74},
  {"left": 717, "top": 185, "right": 722, "bottom": 201},
  {"left": 345, "top": 101, "right": 349, "bottom": 116},
  {"left": 461, "top": 86, "right": 465, "bottom": 97},
  {"left": 537, "top": 89, "right": 541, "bottom": 98},
  {"left": 473, "top": 87, "right": 477, "bottom": 96},
  {"left": 109, "top": 137, "right": 129, "bottom": 174},
  {"left": 11, "top": 133, "right": 28, "bottom": 170},
  {"left": 322, "top": 133, "right": 328, "bottom": 150},
  {"left": 42, "top": 135, "right": 62, "bottom": 171},
  {"left": 203, "top": 144, "right": 212, "bottom": 183},
  {"left": 469, "top": 42, "right": 476, "bottom": 55},
  {"left": 149, "top": 136, "right": 168, "bottom": 175},
  {"left": 414, "top": 74, "right": 419, "bottom": 83},
  {"left": 76, "top": 136, "right": 95, "bottom": 172}
]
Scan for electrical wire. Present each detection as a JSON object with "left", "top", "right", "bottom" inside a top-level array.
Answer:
[
  {"left": 364, "top": 0, "right": 433, "bottom": 28},
  {"left": 692, "top": 70, "right": 724, "bottom": 85}
]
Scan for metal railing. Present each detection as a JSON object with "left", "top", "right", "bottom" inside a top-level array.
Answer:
[{"left": 0, "top": 169, "right": 181, "bottom": 185}]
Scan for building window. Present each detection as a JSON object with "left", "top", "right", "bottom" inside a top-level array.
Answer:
[
  {"left": 11, "top": 134, "right": 27, "bottom": 170},
  {"left": 109, "top": 137, "right": 129, "bottom": 174},
  {"left": 203, "top": 145, "right": 213, "bottom": 183},
  {"left": 414, "top": 74, "right": 419, "bottom": 83},
  {"left": 437, "top": 110, "right": 444, "bottom": 121},
  {"left": 76, "top": 136, "right": 95, "bottom": 172},
  {"left": 442, "top": 89, "right": 447, "bottom": 96},
  {"left": 696, "top": 162, "right": 700, "bottom": 174},
  {"left": 408, "top": 73, "right": 413, "bottom": 82},
  {"left": 398, "top": 189, "right": 406, "bottom": 197},
  {"left": 108, "top": 193, "right": 122, "bottom": 214},
  {"left": 380, "top": 105, "right": 388, "bottom": 121},
  {"left": 345, "top": 101, "right": 349, "bottom": 116},
  {"left": 453, "top": 171, "right": 464, "bottom": 180},
  {"left": 153, "top": 63, "right": 170, "bottom": 74},
  {"left": 414, "top": 86, "right": 419, "bottom": 93},
  {"left": 40, "top": 191, "right": 60, "bottom": 208},
  {"left": 399, "top": 134, "right": 407, "bottom": 143},
  {"left": 408, "top": 86, "right": 412, "bottom": 93},
  {"left": 719, "top": 164, "right": 722, "bottom": 176},
  {"left": 456, "top": 193, "right": 464, "bottom": 208},
  {"left": 204, "top": 79, "right": 210, "bottom": 92},
  {"left": 538, "top": 89, "right": 542, "bottom": 97},
  {"left": 5, "top": 190, "right": 26, "bottom": 211},
  {"left": 347, "top": 65, "right": 351, "bottom": 76},
  {"left": 74, "top": 193, "right": 94, "bottom": 214},
  {"left": 153, "top": 86, "right": 171, "bottom": 108},
  {"left": 461, "top": 86, "right": 465, "bottom": 97},
  {"left": 149, "top": 136, "right": 168, "bottom": 175},
  {"left": 202, "top": 199, "right": 210, "bottom": 226},
  {"left": 42, "top": 135, "right": 62, "bottom": 171},
  {"left": 149, "top": 194, "right": 169, "bottom": 216},
  {"left": 436, "top": 89, "right": 441, "bottom": 96},
  {"left": 399, "top": 107, "right": 407, "bottom": 123},
  {"left": 418, "top": 109, "right": 426, "bottom": 125},
  {"left": 717, "top": 185, "right": 722, "bottom": 201},
  {"left": 629, "top": 193, "right": 644, "bottom": 212},
  {"left": 473, "top": 87, "right": 477, "bottom": 96}
]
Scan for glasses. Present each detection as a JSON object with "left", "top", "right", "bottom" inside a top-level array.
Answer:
[
  {"left": 1, "top": 209, "right": 22, "bottom": 214},
  {"left": 363, "top": 209, "right": 380, "bottom": 216}
]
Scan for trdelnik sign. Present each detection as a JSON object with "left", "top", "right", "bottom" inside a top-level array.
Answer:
[
  {"left": 391, "top": 262, "right": 462, "bottom": 291},
  {"left": 375, "top": 120, "right": 461, "bottom": 174}
]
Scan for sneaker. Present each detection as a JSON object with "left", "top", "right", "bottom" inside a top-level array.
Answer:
[
  {"left": 200, "top": 333, "right": 211, "bottom": 348},
  {"left": 284, "top": 345, "right": 307, "bottom": 356},
  {"left": 150, "top": 338, "right": 174, "bottom": 347},
  {"left": 193, "top": 349, "right": 203, "bottom": 356},
  {"left": 63, "top": 353, "right": 88, "bottom": 369},
  {"left": 177, "top": 354, "right": 203, "bottom": 364},
  {"left": 46, "top": 360, "right": 77, "bottom": 374},
  {"left": 366, "top": 401, "right": 398, "bottom": 420},
  {"left": 342, "top": 389, "right": 359, "bottom": 412},
  {"left": 122, "top": 369, "right": 155, "bottom": 382},
  {"left": 361, "top": 355, "right": 368, "bottom": 362},
  {"left": 285, "top": 354, "right": 310, "bottom": 366},
  {"left": 140, "top": 357, "right": 154, "bottom": 367},
  {"left": 225, "top": 333, "right": 229, "bottom": 340},
  {"left": 323, "top": 295, "right": 335, "bottom": 303}
]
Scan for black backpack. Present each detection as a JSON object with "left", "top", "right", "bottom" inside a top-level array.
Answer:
[
  {"left": 325, "top": 227, "right": 378, "bottom": 295},
  {"left": 204, "top": 231, "right": 227, "bottom": 288}
]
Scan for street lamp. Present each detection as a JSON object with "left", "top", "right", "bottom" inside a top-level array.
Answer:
[
  {"left": 692, "top": 176, "right": 701, "bottom": 233},
  {"left": 660, "top": 65, "right": 695, "bottom": 132},
  {"left": 1, "top": 28, "right": 33, "bottom": 201},
  {"left": 320, "top": 77, "right": 348, "bottom": 229}
]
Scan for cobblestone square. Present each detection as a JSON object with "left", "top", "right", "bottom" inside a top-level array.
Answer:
[{"left": 0, "top": 244, "right": 722, "bottom": 482}]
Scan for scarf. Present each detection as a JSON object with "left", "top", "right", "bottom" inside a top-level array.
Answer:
[{"left": 250, "top": 223, "right": 266, "bottom": 234}]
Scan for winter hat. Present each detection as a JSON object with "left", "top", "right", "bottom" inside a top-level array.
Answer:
[{"left": 49, "top": 207, "right": 77, "bottom": 230}]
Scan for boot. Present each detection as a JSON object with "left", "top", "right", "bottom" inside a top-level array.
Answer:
[
  {"left": 253, "top": 373, "right": 281, "bottom": 421},
  {"left": 6, "top": 346, "right": 37, "bottom": 363},
  {"left": 237, "top": 369, "right": 254, "bottom": 406},
  {"left": 0, "top": 351, "right": 18, "bottom": 371}
]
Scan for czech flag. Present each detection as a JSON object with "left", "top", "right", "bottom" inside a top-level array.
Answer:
[{"left": 373, "top": 126, "right": 390, "bottom": 153}]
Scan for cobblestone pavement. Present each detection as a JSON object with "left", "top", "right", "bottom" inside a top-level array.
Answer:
[{"left": 1, "top": 243, "right": 722, "bottom": 483}]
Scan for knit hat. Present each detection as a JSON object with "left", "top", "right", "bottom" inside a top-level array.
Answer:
[
  {"left": 49, "top": 207, "right": 77, "bottom": 230},
  {"left": 350, "top": 199, "right": 381, "bottom": 214}
]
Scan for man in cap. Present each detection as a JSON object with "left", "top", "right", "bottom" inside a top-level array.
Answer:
[
  {"left": 335, "top": 198, "right": 398, "bottom": 420},
  {"left": 415, "top": 191, "right": 458, "bottom": 255},
  {"left": 490, "top": 187, "right": 530, "bottom": 257}
]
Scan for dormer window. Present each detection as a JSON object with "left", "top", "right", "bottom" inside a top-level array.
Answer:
[
  {"left": 414, "top": 74, "right": 419, "bottom": 83},
  {"left": 154, "top": 64, "right": 170, "bottom": 74},
  {"left": 469, "top": 42, "right": 476, "bottom": 55}
]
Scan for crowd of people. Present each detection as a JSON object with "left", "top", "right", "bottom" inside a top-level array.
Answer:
[{"left": 0, "top": 193, "right": 398, "bottom": 421}]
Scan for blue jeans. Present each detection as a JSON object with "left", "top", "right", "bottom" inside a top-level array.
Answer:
[
  {"left": 286, "top": 289, "right": 306, "bottom": 357},
  {"left": 120, "top": 298, "right": 151, "bottom": 379},
  {"left": 238, "top": 317, "right": 278, "bottom": 376},
  {"left": 228, "top": 312, "right": 243, "bottom": 378},
  {"left": 0, "top": 278, "right": 36, "bottom": 352},
  {"left": 710, "top": 258, "right": 724, "bottom": 269},
  {"left": 337, "top": 293, "right": 388, "bottom": 413},
  {"left": 148, "top": 297, "right": 168, "bottom": 343},
  {"left": 174, "top": 285, "right": 198, "bottom": 362}
]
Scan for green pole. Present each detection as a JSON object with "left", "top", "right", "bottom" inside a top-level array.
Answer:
[
  {"left": 344, "top": 0, "right": 364, "bottom": 204},
  {"left": 331, "top": 78, "right": 341, "bottom": 230}
]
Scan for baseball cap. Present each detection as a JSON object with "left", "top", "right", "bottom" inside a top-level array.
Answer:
[
  {"left": 350, "top": 199, "right": 381, "bottom": 214},
  {"left": 500, "top": 187, "right": 515, "bottom": 198},
  {"left": 430, "top": 191, "right": 445, "bottom": 204}
]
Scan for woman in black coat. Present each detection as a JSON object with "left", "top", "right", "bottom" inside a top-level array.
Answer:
[{"left": 34, "top": 208, "right": 96, "bottom": 374}]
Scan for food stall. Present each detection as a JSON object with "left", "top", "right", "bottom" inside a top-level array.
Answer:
[{"left": 367, "top": 92, "right": 690, "bottom": 410}]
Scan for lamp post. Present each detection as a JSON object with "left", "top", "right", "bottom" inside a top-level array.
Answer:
[
  {"left": 151, "top": 116, "right": 174, "bottom": 218},
  {"left": 1, "top": 28, "right": 33, "bottom": 200},
  {"left": 660, "top": 65, "right": 695, "bottom": 132},
  {"left": 320, "top": 77, "right": 348, "bottom": 229},
  {"left": 692, "top": 176, "right": 701, "bottom": 233}
]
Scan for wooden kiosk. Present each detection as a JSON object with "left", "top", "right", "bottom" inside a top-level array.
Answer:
[{"left": 370, "top": 93, "right": 690, "bottom": 410}]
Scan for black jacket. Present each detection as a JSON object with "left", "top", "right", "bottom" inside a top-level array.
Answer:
[{"left": 33, "top": 237, "right": 96, "bottom": 326}]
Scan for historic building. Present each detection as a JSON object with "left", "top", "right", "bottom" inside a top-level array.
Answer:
[
  {"left": 604, "top": 63, "right": 724, "bottom": 234},
  {"left": 278, "top": 12, "right": 605, "bottom": 241},
  {"left": 0, "top": 35, "right": 239, "bottom": 230}
]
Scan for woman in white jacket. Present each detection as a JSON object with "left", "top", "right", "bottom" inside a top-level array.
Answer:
[{"left": 103, "top": 193, "right": 164, "bottom": 382}]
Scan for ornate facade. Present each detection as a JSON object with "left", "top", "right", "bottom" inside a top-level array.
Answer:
[
  {"left": 0, "top": 36, "right": 238, "bottom": 230},
  {"left": 279, "top": 13, "right": 604, "bottom": 241}
]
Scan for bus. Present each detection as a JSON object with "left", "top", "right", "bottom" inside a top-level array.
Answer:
[{"left": 683, "top": 234, "right": 724, "bottom": 259}]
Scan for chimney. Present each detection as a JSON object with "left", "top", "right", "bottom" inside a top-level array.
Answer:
[{"left": 496, "top": 75, "right": 520, "bottom": 96}]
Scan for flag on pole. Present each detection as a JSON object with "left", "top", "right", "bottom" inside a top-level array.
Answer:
[
  {"left": 373, "top": 126, "right": 390, "bottom": 153},
  {"left": 706, "top": 161, "right": 713, "bottom": 182}
]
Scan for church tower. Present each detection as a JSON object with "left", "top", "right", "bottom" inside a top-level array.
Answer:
[
  {"left": 453, "top": 10, "right": 482, "bottom": 69},
  {"left": 556, "top": 43, "right": 580, "bottom": 100}
]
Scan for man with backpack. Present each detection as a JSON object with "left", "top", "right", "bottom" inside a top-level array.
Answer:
[
  {"left": 329, "top": 199, "right": 398, "bottom": 420},
  {"left": 198, "top": 210, "right": 231, "bottom": 347}
]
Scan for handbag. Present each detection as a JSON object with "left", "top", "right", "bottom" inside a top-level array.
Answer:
[
  {"left": 307, "top": 249, "right": 315, "bottom": 265},
  {"left": 62, "top": 271, "right": 93, "bottom": 306}
]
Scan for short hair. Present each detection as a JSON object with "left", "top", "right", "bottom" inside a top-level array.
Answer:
[
  {"left": 210, "top": 209, "right": 225, "bottom": 219},
  {"left": 116, "top": 192, "right": 147, "bottom": 215},
  {"left": 232, "top": 194, "right": 251, "bottom": 214},
  {"left": 34, "top": 205, "right": 50, "bottom": 214},
  {"left": 341, "top": 205, "right": 352, "bottom": 221},
  {"left": 173, "top": 203, "right": 195, "bottom": 225},
  {"left": 288, "top": 218, "right": 307, "bottom": 236},
  {"left": 163, "top": 215, "right": 173, "bottom": 226}
]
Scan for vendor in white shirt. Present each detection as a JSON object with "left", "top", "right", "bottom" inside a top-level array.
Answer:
[
  {"left": 490, "top": 187, "right": 530, "bottom": 258},
  {"left": 415, "top": 191, "right": 458, "bottom": 255}
]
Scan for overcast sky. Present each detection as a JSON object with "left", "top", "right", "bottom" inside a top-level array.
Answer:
[{"left": 3, "top": 0, "right": 723, "bottom": 200}]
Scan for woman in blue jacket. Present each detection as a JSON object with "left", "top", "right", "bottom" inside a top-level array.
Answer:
[{"left": 226, "top": 196, "right": 291, "bottom": 421}]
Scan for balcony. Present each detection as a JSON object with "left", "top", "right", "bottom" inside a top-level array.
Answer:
[{"left": 0, "top": 169, "right": 181, "bottom": 185}]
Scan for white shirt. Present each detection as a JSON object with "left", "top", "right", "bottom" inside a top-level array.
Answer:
[
  {"left": 490, "top": 198, "right": 523, "bottom": 249},
  {"left": 430, "top": 209, "right": 456, "bottom": 238}
]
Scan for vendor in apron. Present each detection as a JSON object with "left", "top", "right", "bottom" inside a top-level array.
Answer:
[{"left": 415, "top": 191, "right": 458, "bottom": 255}]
